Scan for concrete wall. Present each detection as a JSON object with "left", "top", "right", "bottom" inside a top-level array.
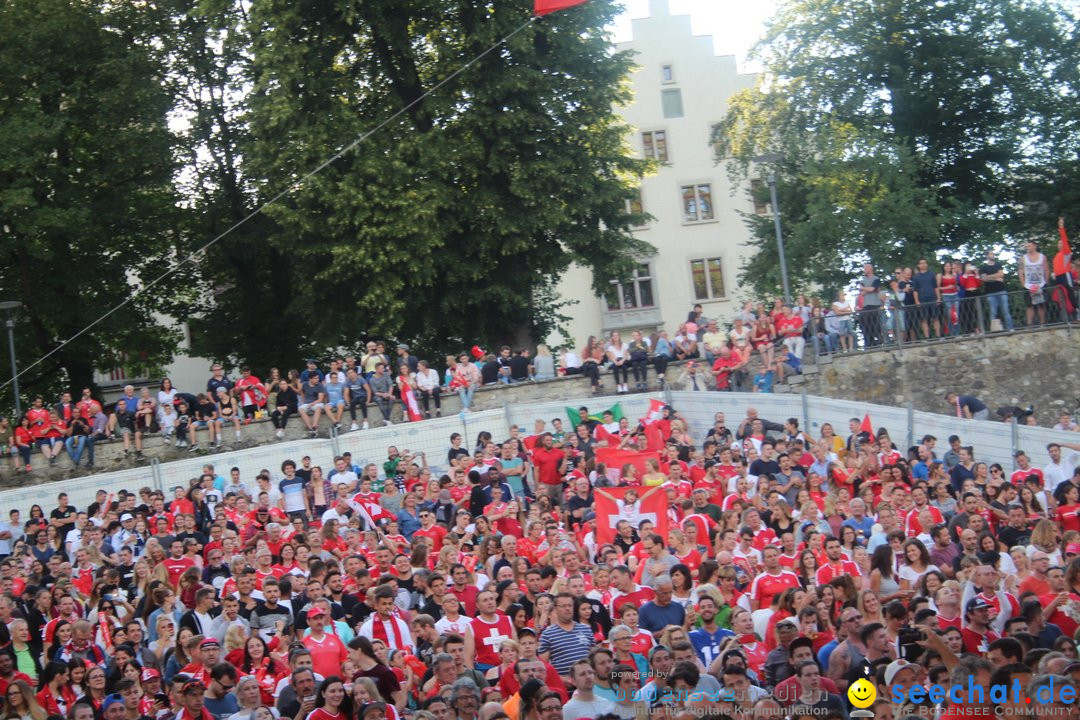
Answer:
[{"left": 788, "top": 328, "right": 1079, "bottom": 423}]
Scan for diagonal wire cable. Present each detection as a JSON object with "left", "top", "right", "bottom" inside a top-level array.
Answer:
[{"left": 0, "top": 14, "right": 539, "bottom": 392}]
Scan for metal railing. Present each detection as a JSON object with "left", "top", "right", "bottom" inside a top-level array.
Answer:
[{"left": 809, "top": 287, "right": 1074, "bottom": 357}]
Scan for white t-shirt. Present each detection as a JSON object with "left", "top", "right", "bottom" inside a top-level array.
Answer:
[
  {"left": 562, "top": 696, "right": 615, "bottom": 720},
  {"left": 434, "top": 614, "right": 473, "bottom": 637},
  {"left": 606, "top": 343, "right": 628, "bottom": 361}
]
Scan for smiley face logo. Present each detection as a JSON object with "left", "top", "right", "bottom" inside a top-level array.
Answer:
[{"left": 847, "top": 678, "right": 876, "bottom": 709}]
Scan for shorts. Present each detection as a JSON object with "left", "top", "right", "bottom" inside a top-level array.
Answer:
[
  {"left": 119, "top": 427, "right": 134, "bottom": 436},
  {"left": 35, "top": 438, "right": 58, "bottom": 448},
  {"left": 299, "top": 402, "right": 325, "bottom": 414},
  {"left": 192, "top": 420, "right": 208, "bottom": 429},
  {"left": 1025, "top": 289, "right": 1046, "bottom": 306},
  {"left": 214, "top": 414, "right": 236, "bottom": 424}
]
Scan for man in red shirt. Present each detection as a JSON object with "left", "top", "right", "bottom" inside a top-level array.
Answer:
[
  {"left": 413, "top": 510, "right": 448, "bottom": 553},
  {"left": 469, "top": 589, "right": 515, "bottom": 670},
  {"left": 448, "top": 563, "right": 480, "bottom": 616},
  {"left": 775, "top": 306, "right": 805, "bottom": 360},
  {"left": 903, "top": 486, "right": 944, "bottom": 536},
  {"left": 815, "top": 536, "right": 861, "bottom": 585},
  {"left": 1010, "top": 450, "right": 1044, "bottom": 487},
  {"left": 162, "top": 539, "right": 195, "bottom": 590},
  {"left": 531, "top": 434, "right": 566, "bottom": 506},
  {"left": 749, "top": 546, "right": 801, "bottom": 611},
  {"left": 608, "top": 565, "right": 655, "bottom": 617},
  {"left": 711, "top": 346, "right": 739, "bottom": 391},
  {"left": 960, "top": 598, "right": 999, "bottom": 654},
  {"left": 302, "top": 607, "right": 348, "bottom": 678}
]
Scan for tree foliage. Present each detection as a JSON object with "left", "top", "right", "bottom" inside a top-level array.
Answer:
[
  {"left": 714, "top": 0, "right": 1080, "bottom": 299},
  {"left": 228, "top": 0, "right": 649, "bottom": 364},
  {"left": 0, "top": 0, "right": 180, "bottom": 403}
]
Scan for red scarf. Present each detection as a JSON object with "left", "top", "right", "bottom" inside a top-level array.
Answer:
[{"left": 367, "top": 614, "right": 409, "bottom": 652}]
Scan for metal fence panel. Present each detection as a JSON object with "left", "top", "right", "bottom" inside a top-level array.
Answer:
[{"left": 3, "top": 391, "right": 1079, "bottom": 516}]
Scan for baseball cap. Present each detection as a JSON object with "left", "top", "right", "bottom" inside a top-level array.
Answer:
[
  {"left": 182, "top": 680, "right": 206, "bottom": 694},
  {"left": 776, "top": 618, "right": 798, "bottom": 630},
  {"left": 1067, "top": 543, "right": 1080, "bottom": 555},
  {"left": 120, "top": 513, "right": 134, "bottom": 522},
  {"left": 141, "top": 668, "right": 161, "bottom": 682},
  {"left": 102, "top": 694, "right": 125, "bottom": 712},
  {"left": 200, "top": 638, "right": 221, "bottom": 649},
  {"left": 359, "top": 702, "right": 388, "bottom": 719},
  {"left": 884, "top": 659, "right": 916, "bottom": 686},
  {"left": 965, "top": 598, "right": 992, "bottom": 613},
  {"left": 307, "top": 607, "right": 327, "bottom": 619},
  {"left": 583, "top": 511, "right": 596, "bottom": 521}
]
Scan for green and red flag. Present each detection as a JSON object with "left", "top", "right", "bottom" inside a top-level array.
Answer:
[{"left": 566, "top": 402, "right": 624, "bottom": 428}]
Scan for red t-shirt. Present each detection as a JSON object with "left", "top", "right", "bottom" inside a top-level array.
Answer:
[
  {"left": 1011, "top": 468, "right": 1043, "bottom": 487},
  {"left": 1055, "top": 504, "right": 1080, "bottom": 534},
  {"left": 749, "top": 570, "right": 800, "bottom": 609},
  {"left": 162, "top": 556, "right": 196, "bottom": 588},
  {"left": 609, "top": 586, "right": 655, "bottom": 617},
  {"left": 775, "top": 316, "right": 803, "bottom": 338},
  {"left": 961, "top": 627, "right": 998, "bottom": 654},
  {"left": 449, "top": 584, "right": 480, "bottom": 616},
  {"left": 302, "top": 632, "right": 348, "bottom": 679},
  {"left": 470, "top": 613, "right": 515, "bottom": 666},
  {"left": 815, "top": 560, "right": 861, "bottom": 585},
  {"left": 531, "top": 447, "right": 566, "bottom": 486},
  {"left": 413, "top": 524, "right": 448, "bottom": 553}
]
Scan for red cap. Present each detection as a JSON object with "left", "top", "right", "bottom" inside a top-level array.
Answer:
[
  {"left": 141, "top": 668, "right": 161, "bottom": 682},
  {"left": 1066, "top": 543, "right": 1080, "bottom": 554}
]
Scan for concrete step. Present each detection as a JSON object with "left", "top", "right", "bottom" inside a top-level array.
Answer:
[
  {"left": 773, "top": 385, "right": 792, "bottom": 394},
  {"left": 816, "top": 354, "right": 834, "bottom": 365},
  {"left": 786, "top": 374, "right": 806, "bottom": 385},
  {"left": 803, "top": 364, "right": 820, "bottom": 375}
]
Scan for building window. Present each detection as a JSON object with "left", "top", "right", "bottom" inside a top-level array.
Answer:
[
  {"left": 690, "top": 258, "right": 726, "bottom": 300},
  {"left": 681, "top": 183, "right": 714, "bottom": 223},
  {"left": 661, "top": 89, "right": 683, "bottom": 118},
  {"left": 625, "top": 188, "right": 646, "bottom": 228},
  {"left": 661, "top": 64, "right": 675, "bottom": 83},
  {"left": 606, "top": 263, "right": 655, "bottom": 311},
  {"left": 641, "top": 130, "right": 668, "bottom": 162},
  {"left": 750, "top": 179, "right": 770, "bottom": 215}
]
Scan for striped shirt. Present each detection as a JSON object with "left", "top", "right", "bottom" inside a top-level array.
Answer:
[{"left": 538, "top": 621, "right": 594, "bottom": 675}]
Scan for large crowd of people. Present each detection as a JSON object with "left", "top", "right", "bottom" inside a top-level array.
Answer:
[{"left": 0, "top": 391, "right": 1075, "bottom": 720}]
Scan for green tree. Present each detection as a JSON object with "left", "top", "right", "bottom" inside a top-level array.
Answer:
[
  {"left": 714, "top": 0, "right": 1079, "bottom": 297},
  {"left": 231, "top": 0, "right": 649, "bottom": 363},
  {"left": 0, "top": 0, "right": 180, "bottom": 404}
]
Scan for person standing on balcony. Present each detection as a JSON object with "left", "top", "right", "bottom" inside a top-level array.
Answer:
[
  {"left": 1019, "top": 239, "right": 1050, "bottom": 326},
  {"left": 979, "top": 249, "right": 1014, "bottom": 332},
  {"left": 1054, "top": 216, "right": 1076, "bottom": 320},
  {"left": 858, "top": 263, "right": 885, "bottom": 347}
]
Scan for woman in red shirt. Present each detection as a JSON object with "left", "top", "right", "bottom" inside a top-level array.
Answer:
[
  {"left": 11, "top": 416, "right": 34, "bottom": 472},
  {"left": 1055, "top": 484, "right": 1080, "bottom": 534},
  {"left": 308, "top": 676, "right": 351, "bottom": 720},
  {"left": 35, "top": 662, "right": 76, "bottom": 717}
]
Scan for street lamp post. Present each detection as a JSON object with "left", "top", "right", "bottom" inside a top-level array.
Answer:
[
  {"left": 0, "top": 301, "right": 22, "bottom": 417},
  {"left": 752, "top": 153, "right": 791, "bottom": 305}
]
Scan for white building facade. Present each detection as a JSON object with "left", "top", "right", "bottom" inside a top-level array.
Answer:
[{"left": 555, "top": 0, "right": 761, "bottom": 347}]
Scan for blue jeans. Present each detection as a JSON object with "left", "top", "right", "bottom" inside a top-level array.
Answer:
[
  {"left": 456, "top": 385, "right": 474, "bottom": 409},
  {"left": 65, "top": 436, "right": 94, "bottom": 466},
  {"left": 813, "top": 332, "right": 837, "bottom": 356},
  {"left": 985, "top": 291, "right": 1014, "bottom": 330}
]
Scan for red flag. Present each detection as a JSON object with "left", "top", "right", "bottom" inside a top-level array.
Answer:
[
  {"left": 594, "top": 486, "right": 669, "bottom": 545},
  {"left": 535, "top": 0, "right": 587, "bottom": 15},
  {"left": 522, "top": 434, "right": 539, "bottom": 451},
  {"left": 859, "top": 413, "right": 873, "bottom": 436},
  {"left": 639, "top": 398, "right": 666, "bottom": 426},
  {"left": 593, "top": 424, "right": 618, "bottom": 446},
  {"left": 595, "top": 447, "right": 660, "bottom": 479}
]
